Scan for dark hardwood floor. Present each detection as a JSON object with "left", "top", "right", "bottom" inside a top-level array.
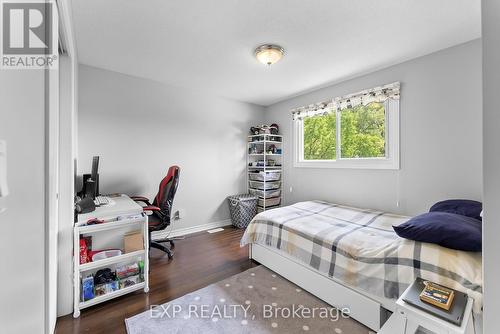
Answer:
[{"left": 56, "top": 226, "right": 257, "bottom": 334}]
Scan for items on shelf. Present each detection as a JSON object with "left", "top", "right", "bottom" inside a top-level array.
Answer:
[
  {"left": 80, "top": 259, "right": 145, "bottom": 302},
  {"left": 249, "top": 144, "right": 259, "bottom": 154},
  {"left": 82, "top": 276, "right": 94, "bottom": 301},
  {"left": 116, "top": 262, "right": 140, "bottom": 279},
  {"left": 85, "top": 218, "right": 105, "bottom": 226},
  {"left": 267, "top": 144, "right": 277, "bottom": 154},
  {"left": 124, "top": 230, "right": 144, "bottom": 253},
  {"left": 248, "top": 134, "right": 282, "bottom": 143},
  {"left": 94, "top": 268, "right": 119, "bottom": 296},
  {"left": 249, "top": 124, "right": 279, "bottom": 135},
  {"left": 80, "top": 213, "right": 146, "bottom": 227},
  {"left": 420, "top": 281, "right": 455, "bottom": 311},
  {"left": 120, "top": 275, "right": 142, "bottom": 289},
  {"left": 248, "top": 159, "right": 279, "bottom": 167},
  {"left": 138, "top": 260, "right": 145, "bottom": 280},
  {"left": 248, "top": 144, "right": 281, "bottom": 155},
  {"left": 80, "top": 234, "right": 126, "bottom": 264},
  {"left": 95, "top": 281, "right": 119, "bottom": 296},
  {"left": 89, "top": 249, "right": 122, "bottom": 262},
  {"left": 79, "top": 236, "right": 92, "bottom": 264}
]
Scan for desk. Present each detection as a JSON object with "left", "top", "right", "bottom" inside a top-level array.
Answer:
[
  {"left": 73, "top": 195, "right": 149, "bottom": 318},
  {"left": 76, "top": 194, "right": 143, "bottom": 224}
]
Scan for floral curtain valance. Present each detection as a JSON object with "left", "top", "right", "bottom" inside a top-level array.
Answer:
[
  {"left": 291, "top": 101, "right": 335, "bottom": 121},
  {"left": 292, "top": 82, "right": 400, "bottom": 121}
]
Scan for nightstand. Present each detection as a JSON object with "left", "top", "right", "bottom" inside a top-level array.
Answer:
[{"left": 379, "top": 285, "right": 475, "bottom": 334}]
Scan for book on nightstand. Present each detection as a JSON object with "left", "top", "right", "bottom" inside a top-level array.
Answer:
[{"left": 402, "top": 277, "right": 468, "bottom": 326}]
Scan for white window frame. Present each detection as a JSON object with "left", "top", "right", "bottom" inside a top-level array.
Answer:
[{"left": 293, "top": 99, "right": 400, "bottom": 169}]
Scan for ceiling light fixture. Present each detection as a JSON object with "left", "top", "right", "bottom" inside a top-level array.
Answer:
[{"left": 254, "top": 44, "right": 285, "bottom": 66}]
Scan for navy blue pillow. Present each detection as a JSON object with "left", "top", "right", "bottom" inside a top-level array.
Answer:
[
  {"left": 393, "top": 212, "right": 482, "bottom": 252},
  {"left": 429, "top": 199, "right": 482, "bottom": 221}
]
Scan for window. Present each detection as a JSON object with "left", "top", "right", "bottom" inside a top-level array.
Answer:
[
  {"left": 340, "top": 102, "right": 385, "bottom": 159},
  {"left": 293, "top": 83, "right": 400, "bottom": 169},
  {"left": 303, "top": 112, "right": 336, "bottom": 160}
]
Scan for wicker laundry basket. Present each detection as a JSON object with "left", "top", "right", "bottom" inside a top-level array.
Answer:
[{"left": 227, "top": 194, "right": 257, "bottom": 229}]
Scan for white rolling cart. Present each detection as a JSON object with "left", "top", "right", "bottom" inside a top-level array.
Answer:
[
  {"left": 247, "top": 134, "right": 283, "bottom": 212},
  {"left": 73, "top": 195, "right": 149, "bottom": 318}
]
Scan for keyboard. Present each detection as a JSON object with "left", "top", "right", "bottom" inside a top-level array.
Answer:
[{"left": 94, "top": 196, "right": 109, "bottom": 206}]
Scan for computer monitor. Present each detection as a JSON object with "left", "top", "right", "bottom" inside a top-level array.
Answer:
[
  {"left": 91, "top": 156, "right": 99, "bottom": 182},
  {"left": 81, "top": 156, "right": 100, "bottom": 199}
]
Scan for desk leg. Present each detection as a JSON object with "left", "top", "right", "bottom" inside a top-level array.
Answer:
[
  {"left": 73, "top": 227, "right": 81, "bottom": 318},
  {"left": 378, "top": 313, "right": 406, "bottom": 334},
  {"left": 143, "top": 216, "right": 150, "bottom": 293},
  {"left": 405, "top": 319, "right": 420, "bottom": 334},
  {"left": 465, "top": 312, "right": 475, "bottom": 334}
]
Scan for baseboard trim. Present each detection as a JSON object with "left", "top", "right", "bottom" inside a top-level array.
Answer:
[{"left": 152, "top": 219, "right": 232, "bottom": 240}]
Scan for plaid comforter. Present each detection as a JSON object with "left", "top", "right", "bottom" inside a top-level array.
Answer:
[{"left": 241, "top": 201, "right": 483, "bottom": 312}]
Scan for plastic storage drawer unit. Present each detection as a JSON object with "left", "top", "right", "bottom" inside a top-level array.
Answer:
[
  {"left": 248, "top": 171, "right": 281, "bottom": 182},
  {"left": 248, "top": 180, "right": 281, "bottom": 190},
  {"left": 249, "top": 188, "right": 281, "bottom": 198},
  {"left": 258, "top": 197, "right": 281, "bottom": 207}
]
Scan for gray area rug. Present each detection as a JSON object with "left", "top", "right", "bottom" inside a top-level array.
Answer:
[{"left": 126, "top": 265, "right": 375, "bottom": 334}]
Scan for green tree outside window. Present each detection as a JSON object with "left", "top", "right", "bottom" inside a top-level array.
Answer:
[
  {"left": 303, "top": 102, "right": 385, "bottom": 160},
  {"left": 303, "top": 112, "right": 336, "bottom": 160}
]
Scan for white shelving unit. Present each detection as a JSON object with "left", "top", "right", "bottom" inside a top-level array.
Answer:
[
  {"left": 73, "top": 195, "right": 149, "bottom": 318},
  {"left": 247, "top": 134, "right": 283, "bottom": 212}
]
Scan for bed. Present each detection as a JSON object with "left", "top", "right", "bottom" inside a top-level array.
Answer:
[{"left": 241, "top": 200, "right": 483, "bottom": 331}]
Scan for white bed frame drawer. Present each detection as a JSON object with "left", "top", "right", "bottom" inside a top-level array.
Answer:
[{"left": 251, "top": 243, "right": 384, "bottom": 331}]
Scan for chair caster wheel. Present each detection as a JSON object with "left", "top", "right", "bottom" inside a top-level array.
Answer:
[
  {"left": 73, "top": 310, "right": 80, "bottom": 318},
  {"left": 144, "top": 287, "right": 150, "bottom": 293}
]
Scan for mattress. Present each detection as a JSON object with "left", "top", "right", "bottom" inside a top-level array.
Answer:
[{"left": 241, "top": 200, "right": 483, "bottom": 312}]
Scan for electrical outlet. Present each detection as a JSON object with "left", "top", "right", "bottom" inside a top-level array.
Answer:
[
  {"left": 175, "top": 208, "right": 186, "bottom": 220},
  {"left": 289, "top": 186, "right": 293, "bottom": 193}
]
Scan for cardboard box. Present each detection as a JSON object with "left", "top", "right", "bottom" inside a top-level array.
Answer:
[{"left": 124, "top": 230, "right": 143, "bottom": 253}]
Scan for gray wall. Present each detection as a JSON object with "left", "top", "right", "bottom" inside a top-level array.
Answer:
[
  {"left": 482, "top": 1, "right": 499, "bottom": 332},
  {"left": 78, "top": 65, "right": 265, "bottom": 230},
  {"left": 265, "top": 39, "right": 482, "bottom": 216},
  {"left": 0, "top": 71, "right": 46, "bottom": 332}
]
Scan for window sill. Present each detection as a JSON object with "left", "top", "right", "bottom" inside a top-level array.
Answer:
[{"left": 293, "top": 158, "right": 399, "bottom": 170}]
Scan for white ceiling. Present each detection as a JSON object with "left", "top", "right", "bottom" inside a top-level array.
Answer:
[{"left": 72, "top": 0, "right": 481, "bottom": 106}]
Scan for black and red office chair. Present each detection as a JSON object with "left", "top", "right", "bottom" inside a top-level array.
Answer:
[{"left": 131, "top": 165, "right": 180, "bottom": 259}]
